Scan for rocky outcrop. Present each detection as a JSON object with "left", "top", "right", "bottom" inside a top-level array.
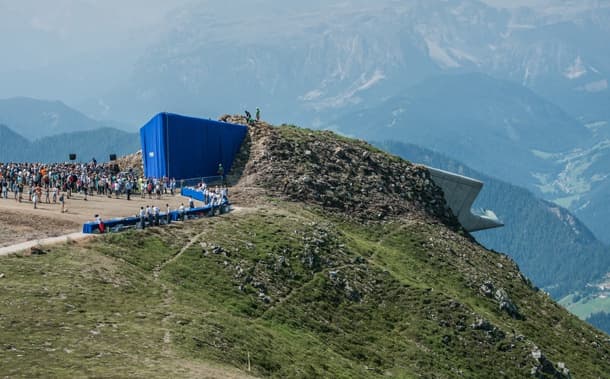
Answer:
[
  {"left": 225, "top": 115, "right": 458, "bottom": 226},
  {"left": 116, "top": 150, "right": 143, "bottom": 175}
]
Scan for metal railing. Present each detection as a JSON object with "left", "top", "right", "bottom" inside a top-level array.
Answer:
[{"left": 177, "top": 175, "right": 225, "bottom": 189}]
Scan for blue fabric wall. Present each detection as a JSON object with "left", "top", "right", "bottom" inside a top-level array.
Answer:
[
  {"left": 140, "top": 113, "right": 247, "bottom": 179},
  {"left": 140, "top": 113, "right": 168, "bottom": 178}
]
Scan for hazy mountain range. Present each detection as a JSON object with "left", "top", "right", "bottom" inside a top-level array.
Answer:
[
  {"left": 328, "top": 73, "right": 610, "bottom": 244},
  {"left": 0, "top": 98, "right": 138, "bottom": 162}
]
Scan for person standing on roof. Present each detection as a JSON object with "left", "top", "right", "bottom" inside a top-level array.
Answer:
[{"left": 256, "top": 107, "right": 261, "bottom": 121}]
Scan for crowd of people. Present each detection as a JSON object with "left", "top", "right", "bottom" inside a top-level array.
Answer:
[
  {"left": 0, "top": 161, "right": 181, "bottom": 207},
  {"left": 1, "top": 160, "right": 233, "bottom": 237}
]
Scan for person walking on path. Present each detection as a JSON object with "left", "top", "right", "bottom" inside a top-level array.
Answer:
[{"left": 1, "top": 179, "right": 7, "bottom": 199}]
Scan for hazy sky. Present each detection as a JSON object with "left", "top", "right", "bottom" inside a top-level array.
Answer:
[
  {"left": 0, "top": 0, "right": 605, "bottom": 107},
  {"left": 0, "top": 1, "right": 190, "bottom": 69}
]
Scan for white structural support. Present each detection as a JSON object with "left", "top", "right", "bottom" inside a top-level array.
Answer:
[{"left": 427, "top": 167, "right": 503, "bottom": 232}]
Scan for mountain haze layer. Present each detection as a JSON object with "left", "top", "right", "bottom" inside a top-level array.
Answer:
[
  {"left": 0, "top": 97, "right": 128, "bottom": 141},
  {"left": 327, "top": 71, "right": 610, "bottom": 244}
]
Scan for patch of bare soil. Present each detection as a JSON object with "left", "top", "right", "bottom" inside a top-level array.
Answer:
[
  {"left": 0, "top": 190, "right": 202, "bottom": 247},
  {"left": 0, "top": 209, "right": 79, "bottom": 247}
]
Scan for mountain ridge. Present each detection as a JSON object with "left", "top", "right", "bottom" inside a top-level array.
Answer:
[{"left": 0, "top": 124, "right": 139, "bottom": 163}]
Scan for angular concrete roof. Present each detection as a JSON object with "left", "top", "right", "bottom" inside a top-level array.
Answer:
[{"left": 427, "top": 167, "right": 503, "bottom": 232}]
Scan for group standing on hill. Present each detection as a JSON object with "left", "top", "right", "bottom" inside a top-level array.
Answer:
[
  {"left": 0, "top": 161, "right": 181, "bottom": 209},
  {"left": 244, "top": 107, "right": 261, "bottom": 125}
]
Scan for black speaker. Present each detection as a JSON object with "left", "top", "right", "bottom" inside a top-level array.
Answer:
[
  {"left": 69, "top": 154, "right": 76, "bottom": 161},
  {"left": 109, "top": 154, "right": 117, "bottom": 161}
]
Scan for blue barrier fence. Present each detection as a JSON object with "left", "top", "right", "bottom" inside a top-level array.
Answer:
[{"left": 82, "top": 200, "right": 231, "bottom": 234}]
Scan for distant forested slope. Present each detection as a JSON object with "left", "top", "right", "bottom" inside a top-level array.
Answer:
[
  {"left": 0, "top": 125, "right": 139, "bottom": 163},
  {"left": 377, "top": 140, "right": 610, "bottom": 299}
]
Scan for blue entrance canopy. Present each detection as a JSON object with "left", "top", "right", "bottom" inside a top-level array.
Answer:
[{"left": 139, "top": 113, "right": 247, "bottom": 179}]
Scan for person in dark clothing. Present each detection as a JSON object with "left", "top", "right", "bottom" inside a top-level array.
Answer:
[
  {"left": 244, "top": 110, "right": 252, "bottom": 123},
  {"left": 256, "top": 107, "right": 261, "bottom": 121}
]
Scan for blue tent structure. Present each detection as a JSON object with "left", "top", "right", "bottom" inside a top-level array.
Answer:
[{"left": 139, "top": 113, "right": 248, "bottom": 179}]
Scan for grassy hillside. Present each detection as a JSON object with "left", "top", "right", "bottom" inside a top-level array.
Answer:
[
  {"left": 1, "top": 121, "right": 609, "bottom": 377},
  {"left": 1, "top": 205, "right": 609, "bottom": 377}
]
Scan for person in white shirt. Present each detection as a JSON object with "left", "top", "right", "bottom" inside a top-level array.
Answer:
[
  {"left": 139, "top": 207, "right": 146, "bottom": 229},
  {"left": 178, "top": 203, "right": 185, "bottom": 221},
  {"left": 153, "top": 205, "right": 160, "bottom": 226}
]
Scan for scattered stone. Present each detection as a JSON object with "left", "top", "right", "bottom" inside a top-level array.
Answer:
[
  {"left": 479, "top": 280, "right": 494, "bottom": 297},
  {"left": 212, "top": 245, "right": 225, "bottom": 255},
  {"left": 258, "top": 292, "right": 271, "bottom": 303},
  {"left": 0, "top": 273, "right": 4, "bottom": 279},
  {"left": 30, "top": 246, "right": 48, "bottom": 255},
  {"left": 236, "top": 116, "right": 459, "bottom": 227},
  {"left": 471, "top": 317, "right": 505, "bottom": 341},
  {"left": 495, "top": 289, "right": 523, "bottom": 319}
]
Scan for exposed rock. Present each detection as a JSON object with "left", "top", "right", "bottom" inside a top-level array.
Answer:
[
  {"left": 479, "top": 280, "right": 494, "bottom": 298},
  {"left": 30, "top": 246, "right": 48, "bottom": 255},
  {"left": 471, "top": 317, "right": 505, "bottom": 341},
  {"left": 495, "top": 288, "right": 523, "bottom": 319},
  {"left": 115, "top": 150, "right": 143, "bottom": 175},
  {"left": 230, "top": 116, "right": 460, "bottom": 228},
  {"left": 530, "top": 348, "right": 571, "bottom": 378}
]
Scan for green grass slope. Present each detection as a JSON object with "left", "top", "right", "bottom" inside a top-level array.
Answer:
[
  {"left": 1, "top": 122, "right": 609, "bottom": 377},
  {"left": 1, "top": 204, "right": 609, "bottom": 378}
]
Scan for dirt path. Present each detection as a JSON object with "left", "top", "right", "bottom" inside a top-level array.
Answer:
[
  {"left": 0, "top": 232, "right": 96, "bottom": 256},
  {"left": 153, "top": 231, "right": 207, "bottom": 354}
]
